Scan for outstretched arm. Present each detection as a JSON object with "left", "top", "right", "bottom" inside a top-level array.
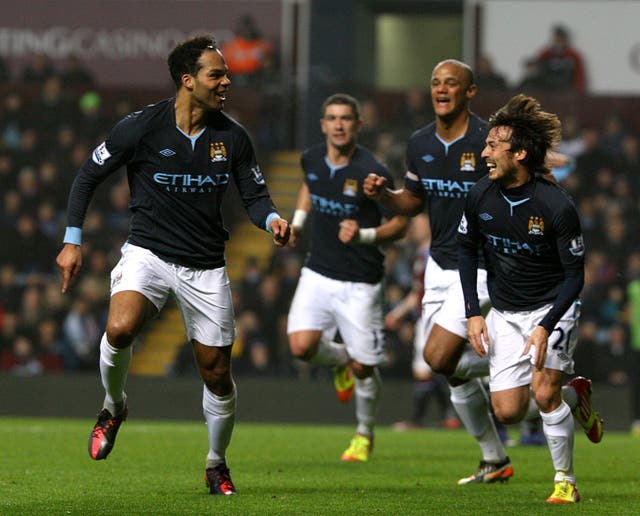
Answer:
[
  {"left": 56, "top": 244, "right": 82, "bottom": 293},
  {"left": 288, "top": 182, "right": 311, "bottom": 247},
  {"left": 363, "top": 173, "right": 425, "bottom": 216},
  {"left": 338, "top": 214, "right": 408, "bottom": 245}
]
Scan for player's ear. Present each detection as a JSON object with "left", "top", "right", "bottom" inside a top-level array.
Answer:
[
  {"left": 466, "top": 83, "right": 477, "bottom": 100},
  {"left": 514, "top": 149, "right": 527, "bottom": 161},
  {"left": 181, "top": 73, "right": 194, "bottom": 91}
]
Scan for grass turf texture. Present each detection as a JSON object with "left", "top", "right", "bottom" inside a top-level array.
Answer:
[{"left": 1, "top": 417, "right": 638, "bottom": 514}]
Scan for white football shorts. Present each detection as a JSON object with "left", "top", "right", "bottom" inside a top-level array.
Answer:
[
  {"left": 421, "top": 256, "right": 489, "bottom": 339},
  {"left": 110, "top": 242, "right": 236, "bottom": 347},
  {"left": 485, "top": 301, "right": 580, "bottom": 392},
  {"left": 411, "top": 314, "right": 432, "bottom": 376},
  {"left": 287, "top": 267, "right": 385, "bottom": 366}
]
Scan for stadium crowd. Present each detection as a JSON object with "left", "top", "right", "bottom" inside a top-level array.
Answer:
[{"left": 0, "top": 53, "right": 639, "bottom": 432}]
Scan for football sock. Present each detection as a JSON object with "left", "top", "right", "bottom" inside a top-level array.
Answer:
[
  {"left": 355, "top": 368, "right": 381, "bottom": 439},
  {"left": 310, "top": 338, "right": 349, "bottom": 367},
  {"left": 99, "top": 333, "right": 131, "bottom": 416},
  {"left": 540, "top": 401, "right": 575, "bottom": 484},
  {"left": 452, "top": 350, "right": 489, "bottom": 380},
  {"left": 450, "top": 378, "right": 507, "bottom": 462},
  {"left": 203, "top": 382, "right": 236, "bottom": 469}
]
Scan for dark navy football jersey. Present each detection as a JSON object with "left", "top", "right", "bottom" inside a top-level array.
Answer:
[
  {"left": 66, "top": 98, "right": 277, "bottom": 268},
  {"left": 458, "top": 175, "right": 585, "bottom": 331},
  {"left": 302, "top": 143, "right": 394, "bottom": 284},
  {"left": 404, "top": 113, "right": 489, "bottom": 270}
]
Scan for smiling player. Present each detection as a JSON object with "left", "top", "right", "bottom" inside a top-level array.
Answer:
[{"left": 56, "top": 34, "right": 290, "bottom": 496}]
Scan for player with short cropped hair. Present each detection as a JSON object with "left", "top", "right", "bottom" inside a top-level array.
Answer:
[
  {"left": 56, "top": 34, "right": 290, "bottom": 496},
  {"left": 458, "top": 94, "right": 603, "bottom": 503},
  {"left": 287, "top": 93, "right": 408, "bottom": 462},
  {"left": 364, "top": 59, "right": 513, "bottom": 484}
]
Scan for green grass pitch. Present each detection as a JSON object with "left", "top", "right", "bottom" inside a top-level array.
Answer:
[{"left": 1, "top": 417, "right": 639, "bottom": 514}]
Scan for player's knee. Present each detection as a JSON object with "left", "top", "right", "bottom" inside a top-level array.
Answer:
[
  {"left": 533, "top": 389, "right": 557, "bottom": 413},
  {"left": 201, "top": 363, "right": 232, "bottom": 395},
  {"left": 288, "top": 335, "right": 316, "bottom": 361},
  {"left": 350, "top": 362, "right": 373, "bottom": 379},
  {"left": 106, "top": 320, "right": 137, "bottom": 349},
  {"left": 423, "top": 347, "right": 454, "bottom": 376},
  {"left": 492, "top": 404, "right": 525, "bottom": 425}
]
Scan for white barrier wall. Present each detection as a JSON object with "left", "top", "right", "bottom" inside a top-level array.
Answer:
[{"left": 477, "top": 0, "right": 640, "bottom": 95}]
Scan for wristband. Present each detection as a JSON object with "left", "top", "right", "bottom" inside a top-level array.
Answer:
[
  {"left": 265, "top": 212, "right": 282, "bottom": 233},
  {"left": 291, "top": 209, "right": 307, "bottom": 229},
  {"left": 63, "top": 226, "right": 82, "bottom": 245},
  {"left": 358, "top": 227, "right": 376, "bottom": 244}
]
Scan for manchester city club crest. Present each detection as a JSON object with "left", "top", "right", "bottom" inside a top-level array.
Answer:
[
  {"left": 343, "top": 178, "right": 358, "bottom": 197},
  {"left": 528, "top": 215, "right": 545, "bottom": 235},
  {"left": 459, "top": 152, "right": 476, "bottom": 172},
  {"left": 210, "top": 142, "right": 228, "bottom": 162}
]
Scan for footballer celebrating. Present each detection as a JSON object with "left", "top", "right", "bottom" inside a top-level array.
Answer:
[
  {"left": 56, "top": 35, "right": 290, "bottom": 496},
  {"left": 287, "top": 93, "right": 408, "bottom": 461},
  {"left": 458, "top": 94, "right": 603, "bottom": 503}
]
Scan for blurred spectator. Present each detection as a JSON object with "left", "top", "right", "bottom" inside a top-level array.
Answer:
[
  {"left": 35, "top": 76, "right": 75, "bottom": 145},
  {"left": 596, "top": 323, "right": 631, "bottom": 387},
  {"left": 385, "top": 214, "right": 457, "bottom": 430},
  {"left": 254, "top": 272, "right": 289, "bottom": 375},
  {"left": 8, "top": 214, "right": 56, "bottom": 279},
  {"left": 556, "top": 115, "right": 587, "bottom": 159},
  {"left": 0, "top": 55, "right": 10, "bottom": 83},
  {"left": 600, "top": 113, "right": 629, "bottom": 159},
  {"left": 474, "top": 55, "right": 508, "bottom": 92},
  {"left": 62, "top": 296, "right": 101, "bottom": 369},
  {"left": 75, "top": 91, "right": 108, "bottom": 144},
  {"left": 617, "top": 135, "right": 640, "bottom": 190},
  {"left": 21, "top": 52, "right": 56, "bottom": 84},
  {"left": 533, "top": 24, "right": 587, "bottom": 92},
  {"left": 0, "top": 311, "right": 19, "bottom": 351},
  {"left": 373, "top": 130, "right": 404, "bottom": 178},
  {"left": 221, "top": 15, "right": 274, "bottom": 86},
  {"left": 60, "top": 54, "right": 95, "bottom": 91},
  {"left": 394, "top": 88, "right": 431, "bottom": 138},
  {"left": 238, "top": 256, "right": 263, "bottom": 312},
  {"left": 0, "top": 264, "right": 21, "bottom": 313},
  {"left": 12, "top": 127, "right": 42, "bottom": 170},
  {"left": 574, "top": 319, "right": 599, "bottom": 382},
  {"left": 1, "top": 90, "right": 27, "bottom": 150},
  {"left": 0, "top": 334, "right": 42, "bottom": 376},
  {"left": 35, "top": 317, "right": 65, "bottom": 372},
  {"left": 515, "top": 57, "right": 549, "bottom": 94},
  {"left": 17, "top": 285, "right": 46, "bottom": 331},
  {"left": 357, "top": 99, "right": 382, "bottom": 150},
  {"left": 1, "top": 189, "right": 22, "bottom": 232}
]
